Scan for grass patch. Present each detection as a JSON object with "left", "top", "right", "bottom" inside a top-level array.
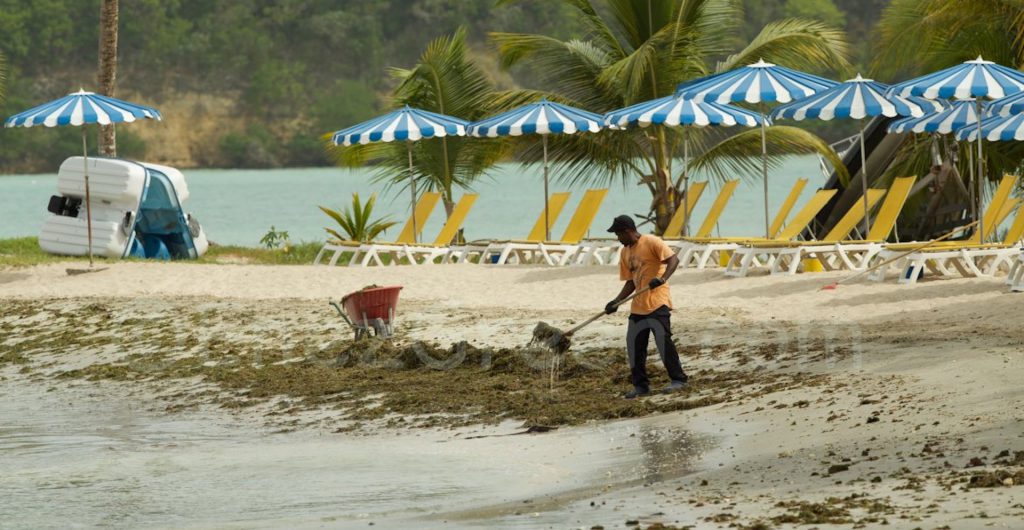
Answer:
[
  {"left": 0, "top": 237, "right": 89, "bottom": 267},
  {"left": 0, "top": 237, "right": 331, "bottom": 267},
  {"left": 199, "top": 242, "right": 326, "bottom": 265},
  {"left": 0, "top": 237, "right": 472, "bottom": 267}
]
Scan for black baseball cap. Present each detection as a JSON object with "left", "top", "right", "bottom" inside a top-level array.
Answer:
[{"left": 607, "top": 214, "right": 636, "bottom": 233}]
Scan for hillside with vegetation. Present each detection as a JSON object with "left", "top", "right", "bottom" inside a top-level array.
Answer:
[{"left": 0, "top": 0, "right": 883, "bottom": 173}]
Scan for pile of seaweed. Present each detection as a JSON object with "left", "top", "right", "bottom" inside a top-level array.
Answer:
[{"left": 2, "top": 299, "right": 825, "bottom": 432}]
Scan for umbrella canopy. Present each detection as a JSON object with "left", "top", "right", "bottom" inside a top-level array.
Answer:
[
  {"left": 329, "top": 106, "right": 470, "bottom": 244},
  {"left": 886, "top": 99, "right": 980, "bottom": 134},
  {"left": 771, "top": 75, "right": 939, "bottom": 121},
  {"left": 771, "top": 75, "right": 939, "bottom": 235},
  {"left": 984, "top": 89, "right": 1024, "bottom": 117},
  {"left": 955, "top": 113, "right": 1024, "bottom": 142},
  {"left": 889, "top": 57, "right": 1024, "bottom": 100},
  {"left": 678, "top": 59, "right": 837, "bottom": 104},
  {"left": 675, "top": 60, "right": 838, "bottom": 237},
  {"left": 604, "top": 95, "right": 762, "bottom": 237},
  {"left": 4, "top": 89, "right": 161, "bottom": 128},
  {"left": 331, "top": 105, "right": 468, "bottom": 146},
  {"left": 605, "top": 95, "right": 763, "bottom": 129},
  {"left": 467, "top": 98, "right": 602, "bottom": 137},
  {"left": 467, "top": 99, "right": 604, "bottom": 240},
  {"left": 4, "top": 89, "right": 162, "bottom": 268}
]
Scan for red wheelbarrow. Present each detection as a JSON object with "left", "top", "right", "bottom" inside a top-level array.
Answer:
[{"left": 329, "top": 285, "right": 403, "bottom": 340}]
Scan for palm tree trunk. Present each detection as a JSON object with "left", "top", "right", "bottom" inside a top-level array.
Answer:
[
  {"left": 651, "top": 129, "right": 674, "bottom": 235},
  {"left": 97, "top": 0, "right": 118, "bottom": 157}
]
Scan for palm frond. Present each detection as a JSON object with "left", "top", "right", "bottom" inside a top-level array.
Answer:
[
  {"left": 491, "top": 34, "right": 617, "bottom": 110},
  {"left": 496, "top": 0, "right": 629, "bottom": 60},
  {"left": 320, "top": 193, "right": 398, "bottom": 243},
  {"left": 689, "top": 126, "right": 848, "bottom": 184},
  {"left": 872, "top": 0, "right": 1024, "bottom": 78},
  {"left": 719, "top": 18, "right": 850, "bottom": 76}
]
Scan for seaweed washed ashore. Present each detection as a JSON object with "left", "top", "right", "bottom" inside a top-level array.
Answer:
[{"left": 1, "top": 297, "right": 828, "bottom": 432}]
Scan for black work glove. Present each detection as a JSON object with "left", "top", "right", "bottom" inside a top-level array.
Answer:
[
  {"left": 648, "top": 277, "right": 665, "bottom": 290},
  {"left": 604, "top": 300, "right": 619, "bottom": 314}
]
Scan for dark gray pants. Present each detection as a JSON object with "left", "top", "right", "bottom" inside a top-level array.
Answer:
[{"left": 626, "top": 305, "right": 687, "bottom": 391}]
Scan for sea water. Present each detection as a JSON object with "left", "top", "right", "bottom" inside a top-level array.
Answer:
[
  {"left": 0, "top": 379, "right": 711, "bottom": 529},
  {"left": 0, "top": 157, "right": 828, "bottom": 246}
]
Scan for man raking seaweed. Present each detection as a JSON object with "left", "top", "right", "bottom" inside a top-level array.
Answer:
[{"left": 533, "top": 215, "right": 689, "bottom": 399}]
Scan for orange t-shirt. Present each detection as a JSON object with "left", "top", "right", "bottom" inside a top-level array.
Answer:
[{"left": 619, "top": 234, "right": 674, "bottom": 315}]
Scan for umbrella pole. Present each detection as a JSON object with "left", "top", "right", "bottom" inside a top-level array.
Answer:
[
  {"left": 859, "top": 123, "right": 871, "bottom": 236},
  {"left": 975, "top": 100, "right": 984, "bottom": 242},
  {"left": 542, "top": 134, "right": 550, "bottom": 242},
  {"left": 682, "top": 129, "right": 689, "bottom": 238},
  {"left": 968, "top": 145, "right": 976, "bottom": 227},
  {"left": 760, "top": 111, "right": 770, "bottom": 239},
  {"left": 82, "top": 128, "right": 94, "bottom": 268},
  {"left": 407, "top": 142, "right": 417, "bottom": 244}
]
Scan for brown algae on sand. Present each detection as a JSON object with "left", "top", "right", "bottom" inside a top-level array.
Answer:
[{"left": 3, "top": 298, "right": 830, "bottom": 432}]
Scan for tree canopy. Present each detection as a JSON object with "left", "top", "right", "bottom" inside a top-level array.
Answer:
[{"left": 0, "top": 0, "right": 885, "bottom": 173}]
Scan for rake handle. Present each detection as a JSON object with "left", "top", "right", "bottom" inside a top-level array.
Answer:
[
  {"left": 564, "top": 286, "right": 651, "bottom": 337},
  {"left": 832, "top": 219, "right": 980, "bottom": 287}
]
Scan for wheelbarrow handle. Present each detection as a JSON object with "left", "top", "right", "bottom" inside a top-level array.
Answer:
[{"left": 329, "top": 301, "right": 358, "bottom": 330}]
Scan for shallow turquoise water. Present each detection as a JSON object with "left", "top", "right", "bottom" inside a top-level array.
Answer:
[{"left": 1, "top": 158, "right": 827, "bottom": 246}]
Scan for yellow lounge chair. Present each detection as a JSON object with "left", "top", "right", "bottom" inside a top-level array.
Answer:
[
  {"left": 576, "top": 181, "right": 710, "bottom": 266},
  {"left": 765, "top": 176, "right": 919, "bottom": 274},
  {"left": 490, "top": 189, "right": 609, "bottom": 265},
  {"left": 722, "top": 189, "right": 839, "bottom": 277},
  {"left": 354, "top": 194, "right": 479, "bottom": 266},
  {"left": 448, "top": 192, "right": 571, "bottom": 264},
  {"left": 725, "top": 187, "right": 886, "bottom": 277},
  {"left": 868, "top": 174, "right": 1020, "bottom": 283},
  {"left": 678, "top": 178, "right": 809, "bottom": 269},
  {"left": 314, "top": 191, "right": 441, "bottom": 266},
  {"left": 1005, "top": 246, "right": 1024, "bottom": 292}
]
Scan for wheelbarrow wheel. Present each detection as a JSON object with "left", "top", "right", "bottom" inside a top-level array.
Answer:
[{"left": 371, "top": 318, "right": 389, "bottom": 338}]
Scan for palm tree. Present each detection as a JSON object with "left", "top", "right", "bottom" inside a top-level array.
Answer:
[
  {"left": 98, "top": 0, "right": 119, "bottom": 157},
  {"left": 332, "top": 28, "right": 508, "bottom": 217},
  {"left": 873, "top": 0, "right": 1024, "bottom": 238},
  {"left": 491, "top": 0, "right": 851, "bottom": 233},
  {"left": 0, "top": 50, "right": 6, "bottom": 103}
]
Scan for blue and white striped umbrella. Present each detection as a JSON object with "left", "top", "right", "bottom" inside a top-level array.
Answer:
[
  {"left": 4, "top": 89, "right": 162, "bottom": 266},
  {"left": 770, "top": 75, "right": 938, "bottom": 121},
  {"left": 771, "top": 75, "right": 941, "bottom": 235},
  {"left": 886, "top": 99, "right": 980, "bottom": 134},
  {"left": 3, "top": 89, "right": 161, "bottom": 128},
  {"left": 603, "top": 95, "right": 762, "bottom": 236},
  {"left": 889, "top": 57, "right": 1024, "bottom": 100},
  {"left": 676, "top": 60, "right": 838, "bottom": 237},
  {"left": 985, "top": 89, "right": 1024, "bottom": 117},
  {"left": 678, "top": 59, "right": 837, "bottom": 104},
  {"left": 328, "top": 105, "right": 469, "bottom": 243},
  {"left": 605, "top": 94, "right": 763, "bottom": 128},
  {"left": 467, "top": 98, "right": 602, "bottom": 137},
  {"left": 330, "top": 105, "right": 468, "bottom": 146},
  {"left": 468, "top": 99, "right": 603, "bottom": 240},
  {"left": 955, "top": 113, "right": 1024, "bottom": 142}
]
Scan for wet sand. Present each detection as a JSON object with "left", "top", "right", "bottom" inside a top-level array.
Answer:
[{"left": 3, "top": 261, "right": 1024, "bottom": 528}]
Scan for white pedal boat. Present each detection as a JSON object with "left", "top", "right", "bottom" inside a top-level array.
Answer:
[{"left": 39, "top": 157, "right": 209, "bottom": 259}]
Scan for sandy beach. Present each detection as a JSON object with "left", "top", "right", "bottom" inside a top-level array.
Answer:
[{"left": 3, "top": 261, "right": 1024, "bottom": 529}]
